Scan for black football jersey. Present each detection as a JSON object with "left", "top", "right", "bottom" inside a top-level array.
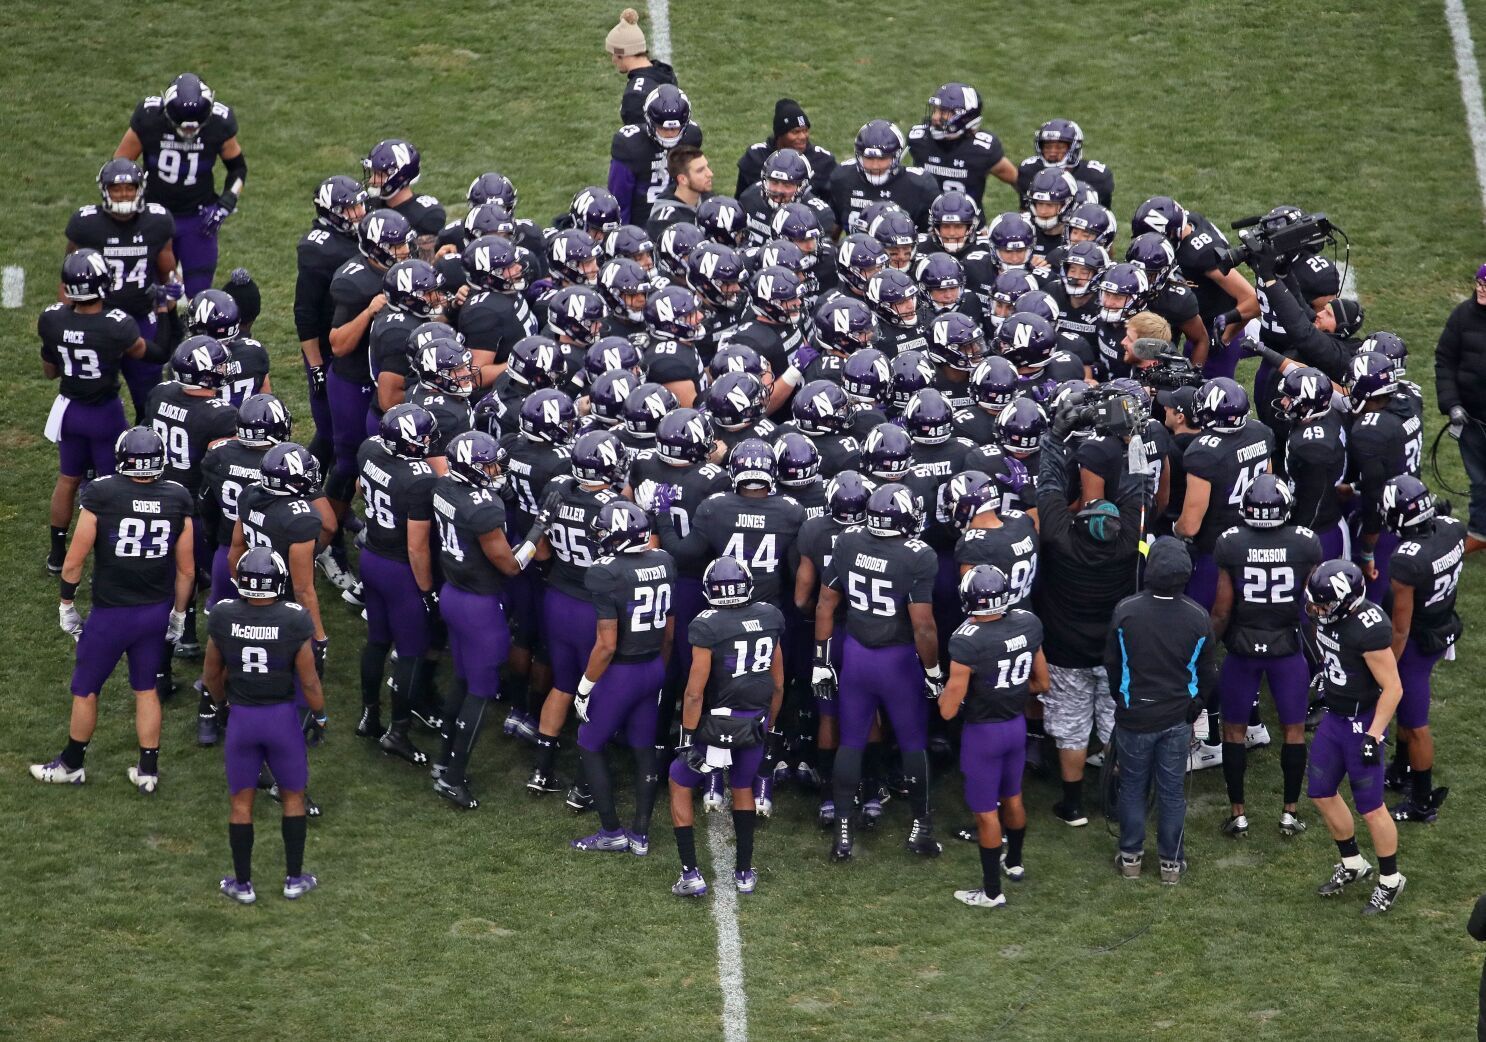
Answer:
[
  {"left": 824, "top": 526, "right": 938, "bottom": 647},
  {"left": 737, "top": 139, "right": 838, "bottom": 199},
  {"left": 432, "top": 474, "right": 509, "bottom": 595},
  {"left": 65, "top": 205, "right": 175, "bottom": 318},
  {"left": 1389, "top": 516, "right": 1466, "bottom": 643},
  {"left": 631, "top": 453, "right": 728, "bottom": 577},
  {"left": 873, "top": 311, "right": 932, "bottom": 359},
  {"left": 907, "top": 126, "right": 1008, "bottom": 207},
  {"left": 948, "top": 609, "right": 1045, "bottom": 723},
  {"left": 1285, "top": 407, "right": 1346, "bottom": 531},
  {"left": 501, "top": 434, "right": 572, "bottom": 526},
  {"left": 1214, "top": 523, "right": 1322, "bottom": 656},
  {"left": 144, "top": 382, "right": 238, "bottom": 494},
  {"left": 407, "top": 383, "right": 472, "bottom": 455},
  {"left": 611, "top": 122, "right": 705, "bottom": 228},
  {"left": 676, "top": 490, "right": 805, "bottom": 606},
  {"left": 483, "top": 372, "right": 531, "bottom": 440},
  {"left": 932, "top": 370, "right": 975, "bottom": 411},
  {"left": 641, "top": 336, "right": 706, "bottom": 393},
  {"left": 1049, "top": 282, "right": 1100, "bottom": 343},
  {"left": 369, "top": 309, "right": 417, "bottom": 387},
  {"left": 328, "top": 259, "right": 384, "bottom": 383},
  {"left": 967, "top": 443, "right": 1039, "bottom": 513},
  {"left": 1183, "top": 420, "right": 1274, "bottom": 551},
  {"left": 80, "top": 474, "right": 194, "bottom": 607},
  {"left": 714, "top": 418, "right": 778, "bottom": 456},
  {"left": 954, "top": 510, "right": 1040, "bottom": 608},
  {"left": 543, "top": 476, "right": 622, "bottom": 601},
  {"left": 293, "top": 222, "right": 361, "bottom": 347},
  {"left": 379, "top": 193, "right": 446, "bottom": 239},
  {"left": 130, "top": 94, "right": 238, "bottom": 213},
  {"left": 207, "top": 598, "right": 315, "bottom": 707},
  {"left": 783, "top": 479, "right": 827, "bottom": 521},
  {"left": 236, "top": 484, "right": 323, "bottom": 590},
  {"left": 219, "top": 336, "right": 270, "bottom": 407},
  {"left": 826, "top": 161, "right": 940, "bottom": 233},
  {"left": 690, "top": 601, "right": 786, "bottom": 713},
  {"left": 588, "top": 547, "right": 678, "bottom": 660},
  {"left": 738, "top": 184, "right": 837, "bottom": 246},
  {"left": 953, "top": 406, "right": 998, "bottom": 446},
  {"left": 1016, "top": 156, "right": 1114, "bottom": 208},
  {"left": 199, "top": 440, "right": 269, "bottom": 547},
  {"left": 38, "top": 303, "right": 138, "bottom": 404},
  {"left": 356, "top": 438, "right": 437, "bottom": 564},
  {"left": 1094, "top": 319, "right": 1131, "bottom": 380},
  {"left": 905, "top": 438, "right": 975, "bottom": 550},
  {"left": 1175, "top": 213, "right": 1239, "bottom": 321},
  {"left": 716, "top": 317, "right": 799, "bottom": 387},
  {"left": 1348, "top": 397, "right": 1423, "bottom": 534},
  {"left": 1077, "top": 419, "right": 1172, "bottom": 497},
  {"left": 1314, "top": 601, "right": 1393, "bottom": 711}
]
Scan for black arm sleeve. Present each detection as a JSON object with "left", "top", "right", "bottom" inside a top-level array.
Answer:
[
  {"left": 142, "top": 308, "right": 183, "bottom": 362},
  {"left": 1264, "top": 278, "right": 1349, "bottom": 380},
  {"left": 1356, "top": 452, "right": 1390, "bottom": 537},
  {"left": 221, "top": 152, "right": 247, "bottom": 196},
  {"left": 293, "top": 263, "right": 333, "bottom": 344}
]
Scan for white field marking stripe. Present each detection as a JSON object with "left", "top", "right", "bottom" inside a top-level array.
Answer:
[
  {"left": 1340, "top": 261, "right": 1358, "bottom": 301},
  {"left": 646, "top": 0, "right": 672, "bottom": 62},
  {"left": 1445, "top": 0, "right": 1486, "bottom": 221},
  {"left": 706, "top": 812, "right": 750, "bottom": 1042},
  {"left": 2, "top": 266, "right": 23, "bottom": 308}
]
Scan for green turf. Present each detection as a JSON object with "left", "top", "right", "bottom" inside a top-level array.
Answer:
[{"left": 6, "top": 2, "right": 1486, "bottom": 1039}]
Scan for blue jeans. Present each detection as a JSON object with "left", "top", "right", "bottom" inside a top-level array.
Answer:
[
  {"left": 1458, "top": 420, "right": 1486, "bottom": 537},
  {"left": 1116, "top": 721, "right": 1189, "bottom": 862}
]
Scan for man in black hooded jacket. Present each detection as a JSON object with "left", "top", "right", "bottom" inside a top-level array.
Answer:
[{"left": 736, "top": 99, "right": 837, "bottom": 199}]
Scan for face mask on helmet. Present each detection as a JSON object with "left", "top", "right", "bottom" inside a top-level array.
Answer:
[{"left": 855, "top": 120, "right": 905, "bottom": 187}]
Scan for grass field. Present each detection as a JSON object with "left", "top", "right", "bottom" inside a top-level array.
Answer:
[{"left": 6, "top": 2, "right": 1486, "bottom": 1039}]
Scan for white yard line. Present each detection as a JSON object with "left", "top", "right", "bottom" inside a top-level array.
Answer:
[
  {"left": 1339, "top": 260, "right": 1358, "bottom": 302},
  {"left": 2, "top": 266, "right": 24, "bottom": 308},
  {"left": 1445, "top": 0, "right": 1486, "bottom": 221},
  {"left": 646, "top": 0, "right": 673, "bottom": 62},
  {"left": 706, "top": 813, "right": 750, "bottom": 1042}
]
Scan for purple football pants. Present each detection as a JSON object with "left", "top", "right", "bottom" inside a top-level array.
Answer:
[
  {"left": 960, "top": 716, "right": 1027, "bottom": 813},
  {"left": 441, "top": 584, "right": 511, "bottom": 699},
  {"left": 71, "top": 600, "right": 171, "bottom": 696},
  {"left": 839, "top": 635, "right": 929, "bottom": 752},
  {"left": 1396, "top": 637, "right": 1447, "bottom": 730},
  {"left": 544, "top": 587, "right": 597, "bottom": 694},
  {"left": 1307, "top": 710, "right": 1387, "bottom": 814},
  {"left": 225, "top": 702, "right": 308, "bottom": 794},
  {"left": 57, "top": 398, "right": 127, "bottom": 478},
  {"left": 577, "top": 657, "right": 665, "bottom": 752},
  {"left": 172, "top": 208, "right": 219, "bottom": 297},
  {"left": 361, "top": 547, "right": 431, "bottom": 657},
  {"left": 1218, "top": 650, "right": 1310, "bottom": 727}
]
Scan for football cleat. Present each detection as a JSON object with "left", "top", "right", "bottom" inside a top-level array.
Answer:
[
  {"left": 1052, "top": 801, "right": 1088, "bottom": 827},
  {"left": 1221, "top": 814, "right": 1249, "bottom": 838},
  {"left": 672, "top": 869, "right": 709, "bottom": 897},
  {"left": 1160, "top": 859, "right": 1187, "bottom": 885},
  {"left": 1362, "top": 875, "right": 1406, "bottom": 916},
  {"left": 771, "top": 758, "right": 793, "bottom": 785},
  {"left": 174, "top": 639, "right": 202, "bottom": 661},
  {"left": 266, "top": 783, "right": 323, "bottom": 818},
  {"left": 1117, "top": 853, "right": 1143, "bottom": 878},
  {"left": 1384, "top": 760, "right": 1411, "bottom": 793},
  {"left": 829, "top": 820, "right": 855, "bottom": 862},
  {"left": 1187, "top": 742, "right": 1223, "bottom": 772},
  {"left": 702, "top": 772, "right": 726, "bottom": 813},
  {"left": 861, "top": 792, "right": 884, "bottom": 829},
  {"left": 315, "top": 547, "right": 357, "bottom": 591},
  {"left": 378, "top": 729, "right": 428, "bottom": 766},
  {"left": 1245, "top": 723, "right": 1272, "bottom": 749},
  {"left": 127, "top": 766, "right": 159, "bottom": 795},
  {"left": 283, "top": 873, "right": 319, "bottom": 900},
  {"left": 197, "top": 712, "right": 219, "bottom": 747},
  {"left": 794, "top": 761, "right": 820, "bottom": 788},
  {"left": 410, "top": 705, "right": 445, "bottom": 734},
  {"left": 1278, "top": 812, "right": 1308, "bottom": 837},
  {"left": 1001, "top": 851, "right": 1026, "bottom": 882},
  {"left": 355, "top": 708, "right": 383, "bottom": 739},
  {"left": 219, "top": 877, "right": 257, "bottom": 905},
  {"left": 571, "top": 828, "right": 629, "bottom": 852},
  {"left": 526, "top": 769, "right": 561, "bottom": 795},
  {"left": 1391, "top": 787, "right": 1448, "bottom": 823},
  {"left": 1317, "top": 860, "right": 1373, "bottom": 897},
  {"left": 1084, "top": 750, "right": 1105, "bottom": 769},
  {"left": 46, "top": 549, "right": 64, "bottom": 575},
  {"left": 954, "top": 888, "right": 1007, "bottom": 909},
  {"left": 502, "top": 709, "right": 538, "bottom": 743},
  {"left": 29, "top": 758, "right": 85, "bottom": 785},
  {"left": 627, "top": 831, "right": 649, "bottom": 857},
  {"left": 565, "top": 784, "right": 594, "bottom": 813},
  {"left": 734, "top": 869, "right": 757, "bottom": 894},
  {"left": 753, "top": 775, "right": 774, "bottom": 818},
  {"left": 434, "top": 777, "right": 479, "bottom": 810},
  {"left": 817, "top": 799, "right": 836, "bottom": 829},
  {"left": 341, "top": 581, "right": 366, "bottom": 607},
  {"left": 954, "top": 825, "right": 977, "bottom": 843},
  {"left": 905, "top": 818, "right": 942, "bottom": 857}
]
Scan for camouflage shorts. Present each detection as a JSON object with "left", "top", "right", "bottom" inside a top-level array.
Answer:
[{"left": 1040, "top": 665, "right": 1115, "bottom": 750}]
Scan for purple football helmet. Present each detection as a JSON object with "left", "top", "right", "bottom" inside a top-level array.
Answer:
[
  {"left": 928, "top": 310, "right": 988, "bottom": 371},
  {"left": 928, "top": 192, "right": 983, "bottom": 255},
  {"left": 61, "top": 249, "right": 112, "bottom": 302},
  {"left": 861, "top": 422, "right": 913, "bottom": 480},
  {"left": 1026, "top": 167, "right": 1079, "bottom": 232},
  {"left": 362, "top": 139, "right": 421, "bottom": 200},
  {"left": 708, "top": 343, "right": 768, "bottom": 382},
  {"left": 657, "top": 407, "right": 714, "bottom": 465},
  {"left": 1359, "top": 332, "right": 1407, "bottom": 380},
  {"left": 1064, "top": 203, "right": 1117, "bottom": 248},
  {"left": 592, "top": 499, "right": 652, "bottom": 555},
  {"left": 382, "top": 259, "right": 446, "bottom": 319},
  {"left": 760, "top": 148, "right": 813, "bottom": 209},
  {"left": 813, "top": 295, "right": 878, "bottom": 355},
  {"left": 842, "top": 348, "right": 891, "bottom": 406},
  {"left": 163, "top": 73, "right": 215, "bottom": 137},
  {"left": 1096, "top": 263, "right": 1151, "bottom": 323},
  {"left": 887, "top": 350, "right": 936, "bottom": 413},
  {"left": 598, "top": 258, "right": 652, "bottom": 322},
  {"left": 1131, "top": 195, "right": 1188, "bottom": 245},
  {"left": 585, "top": 336, "right": 643, "bottom": 380},
  {"left": 115, "top": 426, "right": 166, "bottom": 479},
  {"left": 1305, "top": 559, "right": 1367, "bottom": 623},
  {"left": 826, "top": 470, "right": 874, "bottom": 525},
  {"left": 1347, "top": 351, "right": 1397, "bottom": 405},
  {"left": 865, "top": 482, "right": 921, "bottom": 538},
  {"left": 658, "top": 222, "right": 706, "bottom": 282},
  {"left": 518, "top": 388, "right": 577, "bottom": 443},
  {"left": 996, "top": 313, "right": 1057, "bottom": 370},
  {"left": 604, "top": 224, "right": 656, "bottom": 271},
  {"left": 902, "top": 388, "right": 955, "bottom": 444},
  {"left": 571, "top": 428, "right": 629, "bottom": 485},
  {"left": 172, "top": 335, "right": 230, "bottom": 388},
  {"left": 467, "top": 171, "right": 517, "bottom": 212},
  {"left": 380, "top": 402, "right": 437, "bottom": 459},
  {"left": 644, "top": 85, "right": 692, "bottom": 149},
  {"left": 357, "top": 210, "right": 416, "bottom": 268},
  {"left": 703, "top": 555, "right": 754, "bottom": 606},
  {"left": 756, "top": 238, "right": 808, "bottom": 285},
  {"left": 1061, "top": 241, "right": 1109, "bottom": 296},
  {"left": 792, "top": 380, "right": 854, "bottom": 436},
  {"left": 447, "top": 430, "right": 508, "bottom": 491},
  {"left": 1276, "top": 366, "right": 1333, "bottom": 420},
  {"left": 507, "top": 335, "right": 558, "bottom": 389},
  {"left": 645, "top": 284, "right": 705, "bottom": 341},
  {"left": 926, "top": 83, "right": 983, "bottom": 140},
  {"left": 569, "top": 187, "right": 622, "bottom": 238},
  {"left": 588, "top": 369, "right": 639, "bottom": 425},
  {"left": 259, "top": 442, "right": 320, "bottom": 496},
  {"left": 729, "top": 437, "right": 777, "bottom": 490},
  {"left": 623, "top": 382, "right": 679, "bottom": 440},
  {"left": 996, "top": 397, "right": 1049, "bottom": 452},
  {"left": 868, "top": 209, "right": 918, "bottom": 271},
  {"left": 414, "top": 337, "right": 474, "bottom": 398},
  {"left": 970, "top": 356, "right": 1020, "bottom": 412},
  {"left": 1013, "top": 289, "right": 1062, "bottom": 326},
  {"left": 234, "top": 547, "right": 289, "bottom": 600},
  {"left": 463, "top": 235, "right": 530, "bottom": 294},
  {"left": 313, "top": 175, "right": 367, "bottom": 235},
  {"left": 854, "top": 120, "right": 907, "bottom": 186},
  {"left": 1382, "top": 474, "right": 1436, "bottom": 534},
  {"left": 1034, "top": 119, "right": 1084, "bottom": 168},
  {"left": 188, "top": 289, "right": 241, "bottom": 340},
  {"left": 1193, "top": 377, "right": 1251, "bottom": 429},
  {"left": 97, "top": 158, "right": 148, "bottom": 217},
  {"left": 774, "top": 431, "right": 821, "bottom": 486},
  {"left": 915, "top": 252, "right": 967, "bottom": 313},
  {"left": 866, "top": 268, "right": 921, "bottom": 328},
  {"left": 752, "top": 265, "right": 807, "bottom": 326},
  {"left": 987, "top": 212, "right": 1036, "bottom": 269},
  {"left": 462, "top": 202, "right": 515, "bottom": 245},
  {"left": 837, "top": 233, "right": 888, "bottom": 295},
  {"left": 705, "top": 371, "right": 765, "bottom": 429},
  {"left": 548, "top": 228, "right": 601, "bottom": 287},
  {"left": 1125, "top": 232, "right": 1178, "bottom": 287},
  {"left": 1242, "top": 473, "right": 1293, "bottom": 529},
  {"left": 770, "top": 202, "right": 824, "bottom": 247},
  {"left": 547, "top": 285, "right": 606, "bottom": 347},
  {"left": 960, "top": 564, "right": 1013, "bottom": 616},
  {"left": 235, "top": 393, "right": 291, "bottom": 447},
  {"left": 687, "top": 242, "right": 746, "bottom": 310},
  {"left": 697, "top": 195, "right": 748, "bottom": 247}
]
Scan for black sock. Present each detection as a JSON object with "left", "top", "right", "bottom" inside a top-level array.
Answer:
[
  {"left": 412, "top": 657, "right": 440, "bottom": 714},
  {"left": 360, "top": 641, "right": 390, "bottom": 711},
  {"left": 61, "top": 737, "right": 89, "bottom": 770},
  {"left": 1336, "top": 835, "right": 1360, "bottom": 859},
  {"left": 1221, "top": 741, "right": 1247, "bottom": 806},
  {"left": 500, "top": 669, "right": 528, "bottom": 709},
  {"left": 632, "top": 746, "right": 660, "bottom": 836},
  {"left": 1204, "top": 710, "right": 1222, "bottom": 746},
  {"left": 832, "top": 746, "right": 865, "bottom": 819},
  {"left": 901, "top": 749, "right": 931, "bottom": 819},
  {"left": 49, "top": 525, "right": 67, "bottom": 560},
  {"left": 1391, "top": 735, "right": 1410, "bottom": 768},
  {"left": 579, "top": 746, "right": 620, "bottom": 832},
  {"left": 1411, "top": 767, "right": 1434, "bottom": 805},
  {"left": 674, "top": 825, "right": 698, "bottom": 871},
  {"left": 437, "top": 677, "right": 469, "bottom": 765},
  {"left": 448, "top": 694, "right": 489, "bottom": 785},
  {"left": 733, "top": 808, "right": 756, "bottom": 872},
  {"left": 389, "top": 655, "right": 417, "bottom": 724},
  {"left": 979, "top": 844, "right": 1003, "bottom": 897},
  {"left": 282, "top": 814, "right": 307, "bottom": 878},
  {"left": 863, "top": 741, "right": 886, "bottom": 793},
  {"left": 1280, "top": 743, "right": 1307, "bottom": 805},
  {"left": 229, "top": 822, "right": 254, "bottom": 884},
  {"left": 1061, "top": 777, "right": 1083, "bottom": 808},
  {"left": 535, "top": 733, "right": 559, "bottom": 776},
  {"left": 1005, "top": 826, "right": 1026, "bottom": 867},
  {"left": 181, "top": 600, "right": 198, "bottom": 644},
  {"left": 1379, "top": 852, "right": 1398, "bottom": 877},
  {"left": 138, "top": 747, "right": 159, "bottom": 775},
  {"left": 1248, "top": 704, "right": 1262, "bottom": 727}
]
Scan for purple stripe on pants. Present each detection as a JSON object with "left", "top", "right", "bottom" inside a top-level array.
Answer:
[
  {"left": 57, "top": 397, "right": 128, "bottom": 477},
  {"left": 577, "top": 657, "right": 665, "bottom": 751},
  {"left": 1218, "top": 650, "right": 1310, "bottom": 726},
  {"left": 208, "top": 544, "right": 234, "bottom": 607},
  {"left": 360, "top": 547, "right": 431, "bottom": 657},
  {"left": 441, "top": 583, "right": 511, "bottom": 698},
  {"left": 960, "top": 716, "right": 1027, "bottom": 812},
  {"left": 544, "top": 587, "right": 597, "bottom": 693},
  {"left": 1306, "top": 710, "right": 1386, "bottom": 814},
  {"left": 225, "top": 701, "right": 308, "bottom": 794},
  {"left": 839, "top": 635, "right": 929, "bottom": 752},
  {"left": 172, "top": 209, "right": 220, "bottom": 296},
  {"left": 70, "top": 599, "right": 171, "bottom": 696},
  {"left": 325, "top": 368, "right": 374, "bottom": 486},
  {"left": 1396, "top": 637, "right": 1446, "bottom": 729}
]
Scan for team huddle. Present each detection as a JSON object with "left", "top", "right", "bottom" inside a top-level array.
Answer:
[{"left": 31, "top": 70, "right": 1463, "bottom": 915}]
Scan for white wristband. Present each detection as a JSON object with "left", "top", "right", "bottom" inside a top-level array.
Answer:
[
  {"left": 781, "top": 366, "right": 804, "bottom": 389},
  {"left": 577, "top": 675, "right": 597, "bottom": 697}
]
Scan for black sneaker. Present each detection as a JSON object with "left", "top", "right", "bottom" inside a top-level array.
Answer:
[
  {"left": 1362, "top": 874, "right": 1406, "bottom": 916},
  {"left": 1391, "top": 787, "right": 1448, "bottom": 824},
  {"left": 829, "top": 819, "right": 854, "bottom": 862},
  {"left": 173, "top": 640, "right": 202, "bottom": 661},
  {"left": 905, "top": 817, "right": 942, "bottom": 857},
  {"left": 525, "top": 769, "right": 560, "bottom": 795},
  {"left": 355, "top": 708, "right": 383, "bottom": 739},
  {"left": 1052, "top": 801, "right": 1089, "bottom": 827},
  {"left": 565, "top": 784, "right": 594, "bottom": 813},
  {"left": 267, "top": 783, "right": 322, "bottom": 817},
  {"left": 1384, "top": 760, "right": 1411, "bottom": 793},
  {"left": 379, "top": 729, "right": 427, "bottom": 766},
  {"left": 1317, "top": 860, "right": 1373, "bottom": 897},
  {"left": 434, "top": 777, "right": 479, "bottom": 810},
  {"left": 197, "top": 713, "right": 219, "bottom": 747}
]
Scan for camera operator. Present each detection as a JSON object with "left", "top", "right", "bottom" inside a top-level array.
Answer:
[
  {"left": 1155, "top": 386, "right": 1200, "bottom": 536},
  {"left": 1435, "top": 263, "right": 1486, "bottom": 553},
  {"left": 1075, "top": 379, "right": 1172, "bottom": 515}
]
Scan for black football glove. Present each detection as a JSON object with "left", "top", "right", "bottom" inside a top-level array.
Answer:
[{"left": 1360, "top": 733, "right": 1382, "bottom": 766}]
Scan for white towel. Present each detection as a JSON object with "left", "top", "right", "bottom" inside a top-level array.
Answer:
[{"left": 43, "top": 395, "right": 68, "bottom": 444}]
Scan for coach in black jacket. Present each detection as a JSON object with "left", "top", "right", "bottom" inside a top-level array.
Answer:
[
  {"left": 1104, "top": 536, "right": 1217, "bottom": 884},
  {"left": 1436, "top": 266, "right": 1486, "bottom": 547}
]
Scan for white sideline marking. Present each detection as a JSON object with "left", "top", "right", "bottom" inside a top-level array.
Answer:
[
  {"left": 1339, "top": 261, "right": 1358, "bottom": 302},
  {"left": 1445, "top": 0, "right": 1486, "bottom": 221},
  {"left": 706, "top": 813, "right": 750, "bottom": 1042},
  {"left": 2, "top": 266, "right": 23, "bottom": 308},
  {"left": 646, "top": 0, "right": 672, "bottom": 62}
]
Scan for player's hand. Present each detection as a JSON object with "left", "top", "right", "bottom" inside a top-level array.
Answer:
[
  {"left": 652, "top": 483, "right": 679, "bottom": 516},
  {"left": 420, "top": 589, "right": 440, "bottom": 621},
  {"left": 1359, "top": 557, "right": 1378, "bottom": 582},
  {"left": 307, "top": 363, "right": 328, "bottom": 395},
  {"left": 536, "top": 488, "right": 564, "bottom": 528},
  {"left": 924, "top": 663, "right": 945, "bottom": 701},
  {"left": 791, "top": 344, "right": 820, "bottom": 372},
  {"left": 996, "top": 456, "right": 1029, "bottom": 493},
  {"left": 303, "top": 710, "right": 328, "bottom": 747},
  {"left": 574, "top": 691, "right": 592, "bottom": 723},
  {"left": 166, "top": 609, "right": 187, "bottom": 643},
  {"left": 811, "top": 663, "right": 838, "bottom": 702},
  {"left": 367, "top": 293, "right": 388, "bottom": 317},
  {"left": 199, "top": 202, "right": 231, "bottom": 236},
  {"left": 155, "top": 281, "right": 184, "bottom": 310},
  {"left": 1220, "top": 321, "right": 1244, "bottom": 345},
  {"left": 635, "top": 479, "right": 659, "bottom": 512},
  {"left": 454, "top": 284, "right": 471, "bottom": 307},
  {"left": 1360, "top": 732, "right": 1383, "bottom": 766},
  {"left": 58, "top": 602, "right": 83, "bottom": 641},
  {"left": 214, "top": 700, "right": 231, "bottom": 733},
  {"left": 435, "top": 243, "right": 459, "bottom": 259}
]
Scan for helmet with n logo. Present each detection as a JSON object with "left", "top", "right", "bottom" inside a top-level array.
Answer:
[
  {"left": 382, "top": 259, "right": 445, "bottom": 319},
  {"left": 447, "top": 430, "right": 507, "bottom": 491},
  {"left": 188, "top": 289, "right": 241, "bottom": 339},
  {"left": 171, "top": 334, "right": 230, "bottom": 388},
  {"left": 792, "top": 380, "right": 853, "bottom": 436},
  {"left": 1382, "top": 474, "right": 1436, "bottom": 534},
  {"left": 960, "top": 564, "right": 1012, "bottom": 616},
  {"left": 1305, "top": 559, "right": 1366, "bottom": 623},
  {"left": 357, "top": 209, "right": 415, "bottom": 267},
  {"left": 236, "top": 393, "right": 291, "bottom": 447},
  {"left": 592, "top": 499, "right": 652, "bottom": 555},
  {"left": 518, "top": 388, "right": 577, "bottom": 444},
  {"left": 379, "top": 403, "right": 437, "bottom": 459},
  {"left": 362, "top": 138, "right": 420, "bottom": 199},
  {"left": 866, "top": 482, "right": 922, "bottom": 538},
  {"left": 259, "top": 442, "right": 319, "bottom": 496},
  {"left": 657, "top": 408, "right": 714, "bottom": 465},
  {"left": 571, "top": 429, "right": 629, "bottom": 486},
  {"left": 61, "top": 249, "right": 112, "bottom": 302}
]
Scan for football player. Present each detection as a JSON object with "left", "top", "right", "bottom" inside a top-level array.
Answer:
[
  {"left": 740, "top": 148, "right": 836, "bottom": 246},
  {"left": 31, "top": 427, "right": 194, "bottom": 794},
  {"left": 1276, "top": 367, "right": 1348, "bottom": 559},
  {"left": 907, "top": 83, "right": 1017, "bottom": 208},
  {"left": 720, "top": 267, "right": 808, "bottom": 414},
  {"left": 669, "top": 556, "right": 785, "bottom": 895},
  {"left": 41, "top": 250, "right": 159, "bottom": 572},
  {"left": 598, "top": 257, "right": 653, "bottom": 344},
  {"left": 368, "top": 259, "right": 445, "bottom": 426},
  {"left": 1304, "top": 561, "right": 1408, "bottom": 915},
  {"left": 1210, "top": 475, "right": 1322, "bottom": 836},
  {"left": 611, "top": 85, "right": 704, "bottom": 228},
  {"left": 114, "top": 73, "right": 244, "bottom": 294},
  {"left": 1016, "top": 119, "right": 1114, "bottom": 208},
  {"left": 640, "top": 284, "right": 708, "bottom": 406},
  {"left": 736, "top": 98, "right": 836, "bottom": 198},
  {"left": 940, "top": 565, "right": 1048, "bottom": 907},
  {"left": 618, "top": 383, "right": 678, "bottom": 455},
  {"left": 955, "top": 357, "right": 1019, "bottom": 447},
  {"left": 1347, "top": 352, "right": 1424, "bottom": 602},
  {"left": 1049, "top": 241, "right": 1107, "bottom": 351},
  {"left": 814, "top": 483, "right": 942, "bottom": 861},
  {"left": 950, "top": 468, "right": 1039, "bottom": 610},
  {"left": 899, "top": 389, "right": 976, "bottom": 650},
  {"left": 199, "top": 393, "right": 288, "bottom": 611},
  {"left": 827, "top": 120, "right": 940, "bottom": 233},
  {"left": 460, "top": 234, "right": 539, "bottom": 382},
  {"left": 1024, "top": 167, "right": 1079, "bottom": 263},
  {"left": 1124, "top": 233, "right": 1209, "bottom": 368},
  {"left": 204, "top": 548, "right": 323, "bottom": 904},
  {"left": 1382, "top": 476, "right": 1464, "bottom": 824},
  {"left": 362, "top": 139, "right": 445, "bottom": 260},
  {"left": 65, "top": 159, "right": 179, "bottom": 418},
  {"left": 188, "top": 289, "right": 269, "bottom": 407},
  {"left": 775, "top": 380, "right": 861, "bottom": 477},
  {"left": 407, "top": 338, "right": 475, "bottom": 468},
  {"left": 647, "top": 146, "right": 712, "bottom": 241},
  {"left": 703, "top": 372, "right": 776, "bottom": 454},
  {"left": 866, "top": 268, "right": 930, "bottom": 357}
]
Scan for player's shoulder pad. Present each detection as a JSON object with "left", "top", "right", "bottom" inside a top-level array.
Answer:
[
  {"left": 285, "top": 601, "right": 305, "bottom": 612},
  {"left": 1167, "top": 283, "right": 1188, "bottom": 296},
  {"left": 43, "top": 301, "right": 65, "bottom": 314},
  {"left": 703, "top": 490, "right": 727, "bottom": 502},
  {"left": 142, "top": 95, "right": 163, "bottom": 109},
  {"left": 1217, "top": 525, "right": 1241, "bottom": 541},
  {"left": 972, "top": 131, "right": 999, "bottom": 150},
  {"left": 617, "top": 124, "right": 644, "bottom": 139},
  {"left": 905, "top": 537, "right": 930, "bottom": 552},
  {"left": 594, "top": 553, "right": 617, "bottom": 566},
  {"left": 108, "top": 308, "right": 133, "bottom": 323},
  {"left": 204, "top": 397, "right": 232, "bottom": 410},
  {"left": 1357, "top": 412, "right": 1381, "bottom": 426},
  {"left": 76, "top": 204, "right": 99, "bottom": 217},
  {"left": 1294, "top": 525, "right": 1316, "bottom": 539},
  {"left": 1196, "top": 434, "right": 1222, "bottom": 448},
  {"left": 211, "top": 101, "right": 232, "bottom": 120},
  {"left": 146, "top": 203, "right": 169, "bottom": 215},
  {"left": 953, "top": 436, "right": 976, "bottom": 449},
  {"left": 699, "top": 463, "right": 724, "bottom": 478},
  {"left": 1083, "top": 160, "right": 1108, "bottom": 173},
  {"left": 695, "top": 607, "right": 718, "bottom": 620},
  {"left": 907, "top": 124, "right": 928, "bottom": 142},
  {"left": 837, "top": 158, "right": 860, "bottom": 171},
  {"left": 1395, "top": 540, "right": 1421, "bottom": 557}
]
